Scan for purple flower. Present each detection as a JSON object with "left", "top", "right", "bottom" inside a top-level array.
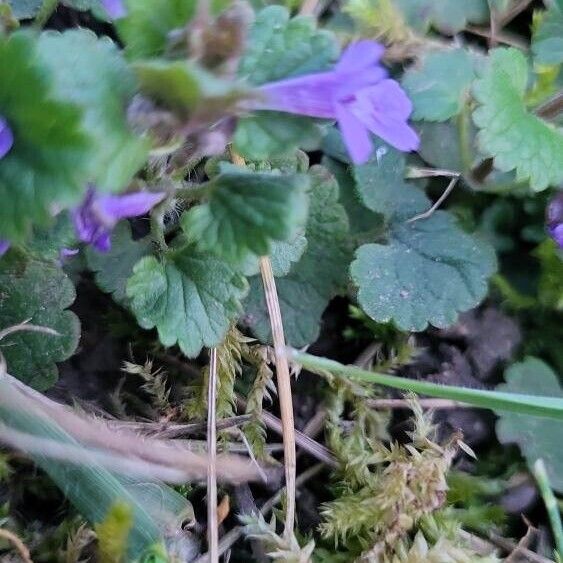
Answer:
[
  {"left": 101, "top": 0, "right": 127, "bottom": 19},
  {"left": 0, "top": 117, "right": 14, "bottom": 160},
  {"left": 547, "top": 192, "right": 563, "bottom": 248},
  {"left": 0, "top": 240, "right": 10, "bottom": 256},
  {"left": 72, "top": 187, "right": 165, "bottom": 252},
  {"left": 245, "top": 40, "right": 419, "bottom": 164}
]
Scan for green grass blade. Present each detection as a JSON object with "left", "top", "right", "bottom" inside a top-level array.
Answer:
[{"left": 290, "top": 351, "right": 563, "bottom": 420}]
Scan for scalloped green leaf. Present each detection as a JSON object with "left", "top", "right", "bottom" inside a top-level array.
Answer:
[
  {"left": 234, "top": 5, "right": 338, "bottom": 160},
  {"left": 322, "top": 128, "right": 411, "bottom": 221},
  {"left": 473, "top": 48, "right": 563, "bottom": 191},
  {"left": 181, "top": 163, "right": 309, "bottom": 262},
  {"left": 0, "top": 253, "right": 80, "bottom": 390},
  {"left": 396, "top": 0, "right": 489, "bottom": 33},
  {"left": 322, "top": 156, "right": 384, "bottom": 238},
  {"left": 7, "top": 0, "right": 109, "bottom": 20},
  {"left": 7, "top": 0, "right": 42, "bottom": 18},
  {"left": 241, "top": 233, "right": 308, "bottom": 277},
  {"left": 532, "top": 3, "right": 563, "bottom": 66},
  {"left": 351, "top": 191, "right": 497, "bottom": 332},
  {"left": 402, "top": 49, "right": 478, "bottom": 122},
  {"left": 37, "top": 29, "right": 148, "bottom": 191},
  {"left": 126, "top": 246, "right": 248, "bottom": 357},
  {"left": 86, "top": 222, "right": 153, "bottom": 304},
  {"left": 0, "top": 31, "right": 91, "bottom": 242},
  {"left": 242, "top": 165, "right": 351, "bottom": 347},
  {"left": 496, "top": 357, "right": 563, "bottom": 493},
  {"left": 26, "top": 213, "right": 77, "bottom": 261},
  {"left": 234, "top": 113, "right": 324, "bottom": 161},
  {"left": 238, "top": 5, "right": 337, "bottom": 86},
  {"left": 117, "top": 0, "right": 196, "bottom": 59}
]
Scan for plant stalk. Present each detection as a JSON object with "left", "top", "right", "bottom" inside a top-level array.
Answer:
[
  {"left": 533, "top": 459, "right": 563, "bottom": 560},
  {"left": 207, "top": 348, "right": 219, "bottom": 563},
  {"left": 290, "top": 350, "right": 563, "bottom": 420},
  {"left": 229, "top": 147, "right": 297, "bottom": 539}
]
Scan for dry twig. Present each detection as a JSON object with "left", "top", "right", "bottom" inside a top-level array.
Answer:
[
  {"left": 0, "top": 528, "right": 33, "bottom": 563},
  {"left": 207, "top": 348, "right": 219, "bottom": 563},
  {"left": 229, "top": 147, "right": 297, "bottom": 538}
]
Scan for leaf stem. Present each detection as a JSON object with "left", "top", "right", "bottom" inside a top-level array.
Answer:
[
  {"left": 289, "top": 351, "right": 563, "bottom": 420},
  {"left": 229, "top": 146, "right": 297, "bottom": 539},
  {"left": 207, "top": 348, "right": 219, "bottom": 563},
  {"left": 33, "top": 0, "right": 58, "bottom": 28},
  {"left": 533, "top": 459, "right": 563, "bottom": 560}
]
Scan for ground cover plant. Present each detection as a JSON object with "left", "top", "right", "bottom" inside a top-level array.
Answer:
[{"left": 0, "top": 0, "right": 562, "bottom": 561}]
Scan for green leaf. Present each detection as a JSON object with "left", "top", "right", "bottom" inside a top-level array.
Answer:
[
  {"left": 238, "top": 5, "right": 337, "bottom": 86},
  {"left": 323, "top": 156, "right": 384, "bottom": 238},
  {"left": 234, "top": 113, "right": 324, "bottom": 162},
  {"left": 7, "top": 0, "right": 42, "bottom": 18},
  {"left": 402, "top": 49, "right": 478, "bottom": 122},
  {"left": 7, "top": 0, "right": 109, "bottom": 20},
  {"left": 322, "top": 128, "right": 413, "bottom": 222},
  {"left": 396, "top": 0, "right": 489, "bottom": 33},
  {"left": 352, "top": 140, "right": 410, "bottom": 218},
  {"left": 533, "top": 239, "right": 563, "bottom": 310},
  {"left": 532, "top": 4, "right": 563, "bottom": 66},
  {"left": 0, "top": 31, "right": 91, "bottom": 241},
  {"left": 37, "top": 29, "right": 148, "bottom": 191},
  {"left": 292, "top": 351, "right": 563, "bottom": 421},
  {"left": 234, "top": 5, "right": 338, "bottom": 160},
  {"left": 126, "top": 247, "right": 248, "bottom": 357},
  {"left": 0, "top": 253, "right": 80, "bottom": 390},
  {"left": 86, "top": 222, "right": 153, "bottom": 304},
  {"left": 417, "top": 120, "right": 476, "bottom": 172},
  {"left": 496, "top": 357, "right": 563, "bottom": 493},
  {"left": 241, "top": 233, "right": 308, "bottom": 277},
  {"left": 242, "top": 165, "right": 351, "bottom": 347},
  {"left": 117, "top": 0, "right": 196, "bottom": 59},
  {"left": 26, "top": 213, "right": 77, "bottom": 261},
  {"left": 473, "top": 48, "right": 563, "bottom": 191},
  {"left": 351, "top": 191, "right": 497, "bottom": 331},
  {"left": 182, "top": 163, "right": 309, "bottom": 262}
]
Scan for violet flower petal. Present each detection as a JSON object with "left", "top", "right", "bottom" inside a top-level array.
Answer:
[
  {"left": 549, "top": 224, "right": 563, "bottom": 248},
  {"left": 0, "top": 240, "right": 10, "bottom": 256},
  {"left": 72, "top": 188, "right": 165, "bottom": 253},
  {"left": 0, "top": 117, "right": 14, "bottom": 160},
  {"left": 547, "top": 192, "right": 563, "bottom": 248},
  {"left": 335, "top": 104, "right": 373, "bottom": 165},
  {"left": 250, "top": 40, "right": 419, "bottom": 163},
  {"left": 96, "top": 191, "right": 166, "bottom": 221},
  {"left": 101, "top": 0, "right": 127, "bottom": 19},
  {"left": 345, "top": 80, "right": 420, "bottom": 152},
  {"left": 256, "top": 72, "right": 339, "bottom": 119},
  {"left": 336, "top": 40, "right": 385, "bottom": 73}
]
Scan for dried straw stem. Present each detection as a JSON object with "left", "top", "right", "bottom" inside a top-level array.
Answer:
[
  {"left": 207, "top": 348, "right": 219, "bottom": 563},
  {"left": 229, "top": 147, "right": 297, "bottom": 538},
  {"left": 0, "top": 528, "right": 33, "bottom": 563}
]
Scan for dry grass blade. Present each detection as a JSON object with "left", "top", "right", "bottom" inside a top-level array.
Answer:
[
  {"left": 0, "top": 372, "right": 263, "bottom": 484},
  {"left": 237, "top": 395, "right": 337, "bottom": 467},
  {"left": 229, "top": 146, "right": 297, "bottom": 538},
  {"left": 207, "top": 347, "right": 219, "bottom": 563},
  {"left": 258, "top": 256, "right": 297, "bottom": 537},
  {"left": 0, "top": 528, "right": 33, "bottom": 563}
]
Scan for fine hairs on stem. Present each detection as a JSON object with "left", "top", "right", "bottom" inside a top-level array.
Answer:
[{"left": 229, "top": 146, "right": 297, "bottom": 539}]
